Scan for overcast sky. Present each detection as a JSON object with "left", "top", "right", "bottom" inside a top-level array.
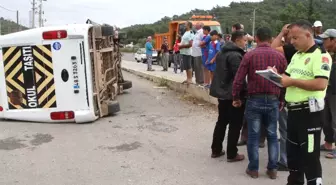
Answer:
[{"left": 1, "top": 0, "right": 261, "bottom": 28}]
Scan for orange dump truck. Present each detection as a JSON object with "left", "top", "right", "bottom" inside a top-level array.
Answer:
[{"left": 154, "top": 15, "right": 222, "bottom": 52}]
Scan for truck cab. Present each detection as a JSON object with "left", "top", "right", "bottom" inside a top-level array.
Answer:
[{"left": 154, "top": 15, "right": 222, "bottom": 52}]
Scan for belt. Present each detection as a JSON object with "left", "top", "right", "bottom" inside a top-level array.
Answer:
[
  {"left": 287, "top": 101, "right": 309, "bottom": 111},
  {"left": 248, "top": 94, "right": 278, "bottom": 99}
]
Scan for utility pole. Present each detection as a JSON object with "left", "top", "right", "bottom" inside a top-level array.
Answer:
[
  {"left": 38, "top": 0, "right": 42, "bottom": 27},
  {"left": 38, "top": 0, "right": 47, "bottom": 27},
  {"left": 16, "top": 10, "right": 20, "bottom": 31},
  {"left": 32, "top": 0, "right": 36, "bottom": 28},
  {"left": 252, "top": 8, "right": 256, "bottom": 37}
]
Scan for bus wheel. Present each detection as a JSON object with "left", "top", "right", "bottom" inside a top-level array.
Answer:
[
  {"left": 120, "top": 80, "right": 132, "bottom": 90},
  {"left": 108, "top": 100, "right": 120, "bottom": 115}
]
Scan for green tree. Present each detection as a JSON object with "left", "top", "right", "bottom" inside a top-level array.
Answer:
[{"left": 121, "top": 0, "right": 336, "bottom": 44}]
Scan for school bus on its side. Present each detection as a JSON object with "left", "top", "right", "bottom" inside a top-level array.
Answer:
[{"left": 0, "top": 23, "right": 131, "bottom": 123}]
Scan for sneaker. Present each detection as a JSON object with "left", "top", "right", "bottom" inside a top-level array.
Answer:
[
  {"left": 147, "top": 69, "right": 155, "bottom": 71},
  {"left": 326, "top": 150, "right": 336, "bottom": 159}
]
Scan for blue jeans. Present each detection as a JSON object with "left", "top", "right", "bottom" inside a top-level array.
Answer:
[
  {"left": 279, "top": 108, "right": 288, "bottom": 166},
  {"left": 245, "top": 95, "right": 279, "bottom": 171}
]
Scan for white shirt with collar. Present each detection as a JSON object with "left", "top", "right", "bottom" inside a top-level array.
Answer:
[{"left": 191, "top": 28, "right": 203, "bottom": 57}]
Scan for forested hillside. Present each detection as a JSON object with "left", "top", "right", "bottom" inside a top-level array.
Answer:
[
  {"left": 122, "top": 0, "right": 336, "bottom": 45},
  {"left": 0, "top": 17, "right": 28, "bottom": 35}
]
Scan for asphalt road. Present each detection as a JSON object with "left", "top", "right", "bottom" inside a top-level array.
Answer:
[
  {"left": 123, "top": 52, "right": 135, "bottom": 62},
  {"left": 0, "top": 72, "right": 335, "bottom": 185}
]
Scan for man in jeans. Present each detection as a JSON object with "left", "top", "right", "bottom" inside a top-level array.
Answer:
[
  {"left": 191, "top": 22, "right": 204, "bottom": 85},
  {"left": 232, "top": 27, "right": 287, "bottom": 179},
  {"left": 145, "top": 36, "right": 155, "bottom": 71}
]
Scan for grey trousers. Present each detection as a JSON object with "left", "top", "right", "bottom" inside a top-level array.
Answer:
[
  {"left": 193, "top": 56, "right": 204, "bottom": 84},
  {"left": 146, "top": 54, "right": 152, "bottom": 70},
  {"left": 323, "top": 92, "right": 336, "bottom": 144},
  {"left": 162, "top": 52, "right": 169, "bottom": 70},
  {"left": 174, "top": 53, "right": 182, "bottom": 73},
  {"left": 279, "top": 108, "right": 288, "bottom": 166}
]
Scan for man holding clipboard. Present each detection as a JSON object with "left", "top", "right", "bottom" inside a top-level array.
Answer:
[{"left": 269, "top": 20, "right": 332, "bottom": 185}]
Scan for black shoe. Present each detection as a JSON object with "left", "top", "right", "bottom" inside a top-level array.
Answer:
[
  {"left": 211, "top": 151, "right": 225, "bottom": 158},
  {"left": 277, "top": 162, "right": 289, "bottom": 171},
  {"left": 237, "top": 140, "right": 247, "bottom": 146},
  {"left": 259, "top": 143, "right": 265, "bottom": 148}
]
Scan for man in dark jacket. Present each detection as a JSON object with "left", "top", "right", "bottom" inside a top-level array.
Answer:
[{"left": 209, "top": 31, "right": 247, "bottom": 162}]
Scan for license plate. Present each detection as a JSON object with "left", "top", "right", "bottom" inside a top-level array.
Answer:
[{"left": 72, "top": 59, "right": 79, "bottom": 89}]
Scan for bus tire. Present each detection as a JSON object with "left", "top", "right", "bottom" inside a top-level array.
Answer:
[
  {"left": 108, "top": 100, "right": 120, "bottom": 115},
  {"left": 101, "top": 26, "right": 114, "bottom": 36},
  {"left": 120, "top": 80, "right": 132, "bottom": 90}
]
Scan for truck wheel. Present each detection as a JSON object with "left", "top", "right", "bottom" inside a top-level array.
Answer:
[
  {"left": 119, "top": 80, "right": 132, "bottom": 90},
  {"left": 108, "top": 100, "right": 120, "bottom": 115}
]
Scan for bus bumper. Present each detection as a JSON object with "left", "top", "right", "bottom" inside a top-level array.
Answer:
[{"left": 0, "top": 109, "right": 98, "bottom": 123}]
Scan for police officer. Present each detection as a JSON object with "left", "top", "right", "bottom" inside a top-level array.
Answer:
[{"left": 278, "top": 20, "right": 332, "bottom": 185}]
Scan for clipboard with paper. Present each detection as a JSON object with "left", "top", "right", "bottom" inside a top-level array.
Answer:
[{"left": 255, "top": 69, "right": 283, "bottom": 87}]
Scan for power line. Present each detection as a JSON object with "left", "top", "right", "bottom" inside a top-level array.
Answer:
[{"left": 0, "top": 5, "right": 16, "bottom": 12}]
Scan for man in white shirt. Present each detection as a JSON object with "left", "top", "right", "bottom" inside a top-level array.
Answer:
[
  {"left": 179, "top": 21, "right": 194, "bottom": 84},
  {"left": 191, "top": 22, "right": 204, "bottom": 84}
]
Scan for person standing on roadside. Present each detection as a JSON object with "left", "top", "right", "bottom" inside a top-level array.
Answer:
[
  {"left": 173, "top": 35, "right": 182, "bottom": 73},
  {"left": 205, "top": 30, "right": 221, "bottom": 86},
  {"left": 218, "top": 34, "right": 225, "bottom": 45},
  {"left": 231, "top": 23, "right": 254, "bottom": 42},
  {"left": 313, "top": 21, "right": 324, "bottom": 47},
  {"left": 232, "top": 23, "right": 267, "bottom": 147},
  {"left": 209, "top": 31, "right": 247, "bottom": 162},
  {"left": 191, "top": 22, "right": 204, "bottom": 85},
  {"left": 179, "top": 21, "right": 194, "bottom": 84},
  {"left": 232, "top": 27, "right": 287, "bottom": 180},
  {"left": 319, "top": 29, "right": 336, "bottom": 159},
  {"left": 313, "top": 21, "right": 323, "bottom": 40},
  {"left": 200, "top": 26, "right": 211, "bottom": 87},
  {"left": 271, "top": 23, "right": 294, "bottom": 172},
  {"left": 145, "top": 36, "right": 155, "bottom": 71},
  {"left": 161, "top": 37, "right": 169, "bottom": 71},
  {"left": 278, "top": 20, "right": 332, "bottom": 185}
]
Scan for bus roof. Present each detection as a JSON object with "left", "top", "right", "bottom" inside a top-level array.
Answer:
[{"left": 0, "top": 24, "right": 93, "bottom": 47}]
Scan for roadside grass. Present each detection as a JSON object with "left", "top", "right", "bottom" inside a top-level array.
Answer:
[{"left": 158, "top": 78, "right": 169, "bottom": 87}]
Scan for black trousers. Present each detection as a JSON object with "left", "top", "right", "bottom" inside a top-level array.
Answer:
[
  {"left": 287, "top": 108, "right": 323, "bottom": 185},
  {"left": 211, "top": 99, "right": 245, "bottom": 159}
]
